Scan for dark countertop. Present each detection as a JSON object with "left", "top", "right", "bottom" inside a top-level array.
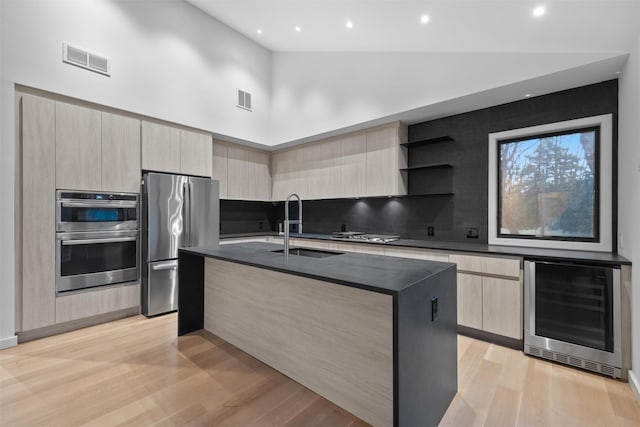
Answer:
[
  {"left": 221, "top": 232, "right": 631, "bottom": 266},
  {"left": 180, "top": 242, "right": 455, "bottom": 295}
]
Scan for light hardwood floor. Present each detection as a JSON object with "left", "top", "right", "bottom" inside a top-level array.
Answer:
[{"left": 1, "top": 314, "right": 639, "bottom": 426}]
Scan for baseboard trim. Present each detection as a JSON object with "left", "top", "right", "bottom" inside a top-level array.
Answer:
[
  {"left": 628, "top": 370, "right": 640, "bottom": 404},
  {"left": 0, "top": 334, "right": 18, "bottom": 350},
  {"left": 457, "top": 325, "right": 524, "bottom": 350},
  {"left": 17, "top": 306, "right": 139, "bottom": 343}
]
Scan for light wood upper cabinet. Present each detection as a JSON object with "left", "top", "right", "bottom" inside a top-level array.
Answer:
[
  {"left": 364, "top": 124, "right": 407, "bottom": 197},
  {"left": 55, "top": 102, "right": 102, "bottom": 191},
  {"left": 340, "top": 133, "right": 366, "bottom": 198},
  {"left": 101, "top": 113, "right": 141, "bottom": 193},
  {"left": 180, "top": 129, "right": 212, "bottom": 177},
  {"left": 270, "top": 122, "right": 407, "bottom": 200},
  {"left": 271, "top": 147, "right": 299, "bottom": 201},
  {"left": 227, "top": 144, "right": 271, "bottom": 200},
  {"left": 246, "top": 148, "right": 271, "bottom": 200},
  {"left": 298, "top": 139, "right": 341, "bottom": 200},
  {"left": 212, "top": 140, "right": 228, "bottom": 198},
  {"left": 141, "top": 121, "right": 180, "bottom": 173},
  {"left": 21, "top": 94, "right": 57, "bottom": 331}
]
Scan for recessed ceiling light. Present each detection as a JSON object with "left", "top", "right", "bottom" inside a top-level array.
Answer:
[
  {"left": 616, "top": 71, "right": 621, "bottom": 75},
  {"left": 525, "top": 94, "right": 532, "bottom": 98},
  {"left": 533, "top": 6, "right": 546, "bottom": 17},
  {"left": 420, "top": 14, "right": 430, "bottom": 24},
  {"left": 256, "top": 29, "right": 262, "bottom": 34},
  {"left": 295, "top": 26, "right": 301, "bottom": 32},
  {"left": 346, "top": 20, "right": 354, "bottom": 29}
]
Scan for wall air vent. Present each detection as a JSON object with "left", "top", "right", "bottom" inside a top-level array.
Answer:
[
  {"left": 62, "top": 43, "right": 111, "bottom": 76},
  {"left": 237, "top": 89, "right": 252, "bottom": 111}
]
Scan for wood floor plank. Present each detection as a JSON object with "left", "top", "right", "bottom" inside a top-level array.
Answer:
[{"left": 3, "top": 313, "right": 640, "bottom": 427}]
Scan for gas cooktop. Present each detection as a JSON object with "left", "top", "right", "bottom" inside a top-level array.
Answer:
[{"left": 331, "top": 231, "right": 400, "bottom": 243}]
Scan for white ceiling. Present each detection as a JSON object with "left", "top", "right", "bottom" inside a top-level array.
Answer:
[{"left": 186, "top": 0, "right": 640, "bottom": 53}]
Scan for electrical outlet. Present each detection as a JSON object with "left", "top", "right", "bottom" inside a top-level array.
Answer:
[
  {"left": 427, "top": 226, "right": 435, "bottom": 236},
  {"left": 341, "top": 223, "right": 346, "bottom": 232},
  {"left": 466, "top": 227, "right": 479, "bottom": 238},
  {"left": 259, "top": 221, "right": 263, "bottom": 230}
]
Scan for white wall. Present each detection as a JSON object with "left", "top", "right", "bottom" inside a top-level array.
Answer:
[
  {"left": 0, "top": 0, "right": 271, "bottom": 346},
  {"left": 270, "top": 51, "right": 621, "bottom": 144},
  {"left": 2, "top": 0, "right": 271, "bottom": 142},
  {"left": 618, "top": 30, "right": 640, "bottom": 400}
]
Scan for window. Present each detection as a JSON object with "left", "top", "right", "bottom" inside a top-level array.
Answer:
[{"left": 488, "top": 115, "right": 612, "bottom": 252}]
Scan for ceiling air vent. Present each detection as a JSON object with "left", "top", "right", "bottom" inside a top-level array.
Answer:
[
  {"left": 62, "top": 43, "right": 111, "bottom": 76},
  {"left": 237, "top": 89, "right": 252, "bottom": 111}
]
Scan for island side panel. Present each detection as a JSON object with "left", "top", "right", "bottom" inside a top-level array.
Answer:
[
  {"left": 397, "top": 265, "right": 457, "bottom": 427},
  {"left": 204, "top": 257, "right": 394, "bottom": 427},
  {"left": 177, "top": 251, "right": 204, "bottom": 335}
]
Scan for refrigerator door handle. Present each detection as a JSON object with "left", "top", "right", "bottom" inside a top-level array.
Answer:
[
  {"left": 188, "top": 180, "right": 195, "bottom": 247},
  {"left": 183, "top": 181, "right": 190, "bottom": 247},
  {"left": 151, "top": 261, "right": 178, "bottom": 271}
]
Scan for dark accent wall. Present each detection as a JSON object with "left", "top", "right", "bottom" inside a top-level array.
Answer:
[
  {"left": 225, "top": 80, "right": 618, "bottom": 244},
  {"left": 220, "top": 200, "right": 278, "bottom": 234}
]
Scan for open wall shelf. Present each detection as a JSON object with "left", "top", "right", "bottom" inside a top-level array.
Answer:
[
  {"left": 405, "top": 135, "right": 455, "bottom": 196},
  {"left": 401, "top": 135, "right": 453, "bottom": 147},
  {"left": 401, "top": 163, "right": 453, "bottom": 171}
]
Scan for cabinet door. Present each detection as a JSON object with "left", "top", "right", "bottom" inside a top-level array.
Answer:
[
  {"left": 482, "top": 277, "right": 523, "bottom": 339},
  {"left": 364, "top": 125, "right": 406, "bottom": 197},
  {"left": 271, "top": 148, "right": 299, "bottom": 201},
  {"left": 141, "top": 121, "right": 180, "bottom": 173},
  {"left": 457, "top": 273, "right": 482, "bottom": 330},
  {"left": 101, "top": 113, "right": 141, "bottom": 193},
  {"left": 56, "top": 284, "right": 140, "bottom": 323},
  {"left": 180, "top": 129, "right": 212, "bottom": 177},
  {"left": 55, "top": 102, "right": 101, "bottom": 190},
  {"left": 247, "top": 148, "right": 271, "bottom": 200},
  {"left": 212, "top": 141, "right": 228, "bottom": 198},
  {"left": 340, "top": 133, "right": 366, "bottom": 198},
  {"left": 227, "top": 144, "right": 248, "bottom": 199},
  {"left": 298, "top": 139, "right": 341, "bottom": 200},
  {"left": 22, "top": 94, "right": 56, "bottom": 330}
]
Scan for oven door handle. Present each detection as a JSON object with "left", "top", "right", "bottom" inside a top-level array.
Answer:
[
  {"left": 151, "top": 261, "right": 178, "bottom": 271},
  {"left": 60, "top": 201, "right": 138, "bottom": 208},
  {"left": 61, "top": 237, "right": 137, "bottom": 245}
]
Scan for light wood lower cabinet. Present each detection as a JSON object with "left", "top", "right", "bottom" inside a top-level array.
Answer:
[
  {"left": 383, "top": 246, "right": 449, "bottom": 262},
  {"left": 452, "top": 253, "right": 523, "bottom": 340},
  {"left": 482, "top": 276, "right": 522, "bottom": 338},
  {"left": 457, "top": 273, "right": 483, "bottom": 330},
  {"left": 55, "top": 285, "right": 140, "bottom": 324},
  {"left": 286, "top": 238, "right": 524, "bottom": 341}
]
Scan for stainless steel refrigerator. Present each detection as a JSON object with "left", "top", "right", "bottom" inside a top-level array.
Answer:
[{"left": 141, "top": 172, "right": 219, "bottom": 317}]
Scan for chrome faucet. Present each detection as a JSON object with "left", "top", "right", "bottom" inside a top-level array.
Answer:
[{"left": 284, "top": 193, "right": 302, "bottom": 256}]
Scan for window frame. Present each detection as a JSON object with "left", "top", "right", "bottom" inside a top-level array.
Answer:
[{"left": 488, "top": 114, "right": 613, "bottom": 252}]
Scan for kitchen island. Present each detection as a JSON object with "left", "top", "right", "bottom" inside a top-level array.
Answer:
[{"left": 178, "top": 242, "right": 457, "bottom": 427}]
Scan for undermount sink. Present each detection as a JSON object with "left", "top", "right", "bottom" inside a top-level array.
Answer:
[{"left": 272, "top": 248, "right": 344, "bottom": 258}]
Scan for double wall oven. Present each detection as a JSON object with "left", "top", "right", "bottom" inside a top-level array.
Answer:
[{"left": 55, "top": 190, "right": 140, "bottom": 294}]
